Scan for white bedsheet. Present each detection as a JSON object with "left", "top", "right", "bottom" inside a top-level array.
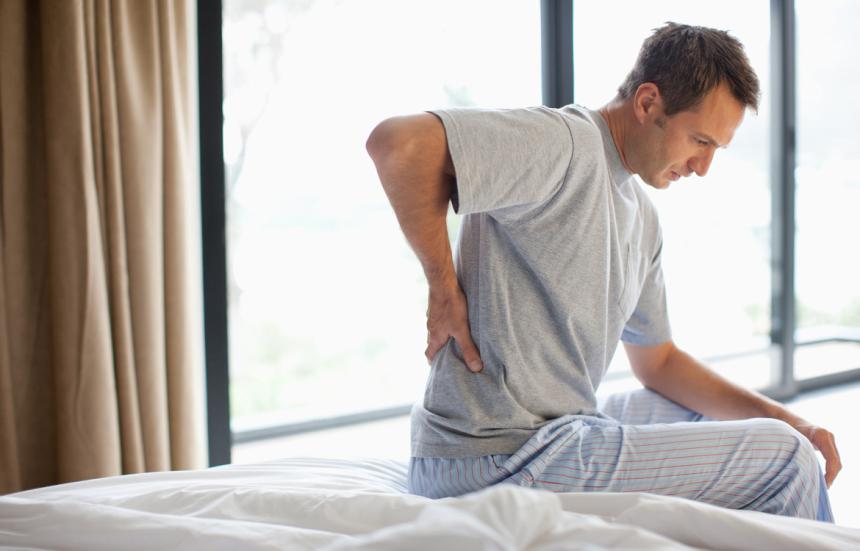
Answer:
[{"left": 1, "top": 457, "right": 857, "bottom": 550}]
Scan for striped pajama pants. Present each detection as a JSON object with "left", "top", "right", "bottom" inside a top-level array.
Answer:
[{"left": 409, "top": 388, "right": 834, "bottom": 522}]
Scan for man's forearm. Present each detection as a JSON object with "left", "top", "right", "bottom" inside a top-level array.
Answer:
[
  {"left": 376, "top": 161, "right": 456, "bottom": 288},
  {"left": 642, "top": 345, "right": 802, "bottom": 426}
]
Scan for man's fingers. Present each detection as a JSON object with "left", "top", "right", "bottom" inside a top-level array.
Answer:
[
  {"left": 455, "top": 330, "right": 483, "bottom": 373},
  {"left": 425, "top": 338, "right": 444, "bottom": 364},
  {"left": 825, "top": 456, "right": 841, "bottom": 488},
  {"left": 825, "top": 468, "right": 837, "bottom": 488},
  {"left": 425, "top": 284, "right": 482, "bottom": 371},
  {"left": 424, "top": 330, "right": 483, "bottom": 372},
  {"left": 820, "top": 435, "right": 841, "bottom": 488},
  {"left": 808, "top": 428, "right": 842, "bottom": 488}
]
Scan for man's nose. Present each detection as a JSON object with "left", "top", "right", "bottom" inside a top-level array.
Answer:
[{"left": 689, "top": 148, "right": 715, "bottom": 177}]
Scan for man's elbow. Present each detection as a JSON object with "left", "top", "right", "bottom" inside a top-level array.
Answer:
[
  {"left": 365, "top": 118, "right": 394, "bottom": 164},
  {"left": 366, "top": 116, "right": 415, "bottom": 167},
  {"left": 626, "top": 341, "right": 676, "bottom": 386},
  {"left": 367, "top": 114, "right": 451, "bottom": 170}
]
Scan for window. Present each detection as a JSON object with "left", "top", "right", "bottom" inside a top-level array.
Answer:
[
  {"left": 202, "top": 1, "right": 860, "bottom": 462},
  {"left": 794, "top": 0, "right": 860, "bottom": 379},
  {"left": 222, "top": 0, "right": 541, "bottom": 435}
]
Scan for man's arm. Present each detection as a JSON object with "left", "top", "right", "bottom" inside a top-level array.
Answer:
[
  {"left": 625, "top": 341, "right": 842, "bottom": 487},
  {"left": 366, "top": 113, "right": 483, "bottom": 372}
]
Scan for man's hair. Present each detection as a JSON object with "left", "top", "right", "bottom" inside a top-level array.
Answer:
[{"left": 618, "top": 22, "right": 760, "bottom": 116}]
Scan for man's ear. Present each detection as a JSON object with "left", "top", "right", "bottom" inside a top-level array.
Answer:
[{"left": 632, "top": 82, "right": 663, "bottom": 124}]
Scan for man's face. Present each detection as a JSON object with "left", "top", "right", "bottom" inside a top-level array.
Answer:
[{"left": 633, "top": 82, "right": 746, "bottom": 189}]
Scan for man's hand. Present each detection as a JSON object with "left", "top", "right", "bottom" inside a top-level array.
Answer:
[
  {"left": 425, "top": 281, "right": 483, "bottom": 372},
  {"left": 793, "top": 422, "right": 842, "bottom": 488}
]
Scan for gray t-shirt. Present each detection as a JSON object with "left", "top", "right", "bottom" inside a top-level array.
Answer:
[{"left": 411, "top": 105, "right": 672, "bottom": 458}]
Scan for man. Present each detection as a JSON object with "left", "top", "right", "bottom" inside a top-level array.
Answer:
[{"left": 366, "top": 23, "right": 840, "bottom": 521}]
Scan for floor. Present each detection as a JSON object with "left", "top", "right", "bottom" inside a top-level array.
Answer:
[{"left": 233, "top": 380, "right": 860, "bottom": 528}]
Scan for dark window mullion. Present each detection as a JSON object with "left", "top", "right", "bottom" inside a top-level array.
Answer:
[
  {"left": 769, "top": 0, "right": 797, "bottom": 396},
  {"left": 198, "top": 0, "right": 232, "bottom": 466},
  {"left": 541, "top": 0, "right": 574, "bottom": 108}
]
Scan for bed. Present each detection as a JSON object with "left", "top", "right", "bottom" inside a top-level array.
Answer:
[{"left": 1, "top": 457, "right": 858, "bottom": 550}]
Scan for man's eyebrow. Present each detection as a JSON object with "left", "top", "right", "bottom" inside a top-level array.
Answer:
[{"left": 697, "top": 132, "right": 727, "bottom": 148}]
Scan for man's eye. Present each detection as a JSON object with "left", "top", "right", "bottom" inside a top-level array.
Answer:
[{"left": 696, "top": 139, "right": 709, "bottom": 146}]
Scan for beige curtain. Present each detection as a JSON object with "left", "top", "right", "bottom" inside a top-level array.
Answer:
[{"left": 0, "top": 0, "right": 205, "bottom": 494}]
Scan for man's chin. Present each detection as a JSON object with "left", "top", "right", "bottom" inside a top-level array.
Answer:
[{"left": 641, "top": 174, "right": 671, "bottom": 189}]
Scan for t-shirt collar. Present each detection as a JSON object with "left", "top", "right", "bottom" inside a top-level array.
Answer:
[{"left": 583, "top": 106, "right": 635, "bottom": 187}]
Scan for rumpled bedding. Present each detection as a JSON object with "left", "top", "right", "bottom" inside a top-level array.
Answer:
[{"left": 0, "top": 457, "right": 857, "bottom": 550}]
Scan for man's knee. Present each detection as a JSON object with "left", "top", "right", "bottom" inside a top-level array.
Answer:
[
  {"left": 744, "top": 418, "right": 819, "bottom": 477},
  {"left": 729, "top": 418, "right": 824, "bottom": 519}
]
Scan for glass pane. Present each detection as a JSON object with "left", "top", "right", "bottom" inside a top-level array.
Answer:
[
  {"left": 223, "top": 0, "right": 541, "bottom": 431},
  {"left": 575, "top": 1, "right": 773, "bottom": 390},
  {"left": 794, "top": 0, "right": 860, "bottom": 379}
]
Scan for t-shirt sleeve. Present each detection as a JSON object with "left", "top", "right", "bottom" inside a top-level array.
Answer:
[
  {"left": 430, "top": 107, "right": 573, "bottom": 215},
  {"left": 621, "top": 235, "right": 673, "bottom": 346}
]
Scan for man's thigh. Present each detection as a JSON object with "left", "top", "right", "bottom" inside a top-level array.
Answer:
[{"left": 513, "top": 416, "right": 822, "bottom": 520}]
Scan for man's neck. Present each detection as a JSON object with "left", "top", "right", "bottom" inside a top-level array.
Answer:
[{"left": 597, "top": 98, "right": 635, "bottom": 174}]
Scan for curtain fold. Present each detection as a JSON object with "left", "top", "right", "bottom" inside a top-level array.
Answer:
[{"left": 0, "top": 0, "right": 204, "bottom": 494}]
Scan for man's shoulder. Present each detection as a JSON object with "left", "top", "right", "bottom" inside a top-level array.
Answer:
[
  {"left": 549, "top": 105, "right": 609, "bottom": 158},
  {"left": 427, "top": 105, "right": 606, "bottom": 146},
  {"left": 554, "top": 104, "right": 603, "bottom": 131}
]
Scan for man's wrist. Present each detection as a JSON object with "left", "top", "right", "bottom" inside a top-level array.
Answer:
[
  {"left": 425, "top": 266, "right": 459, "bottom": 292},
  {"left": 765, "top": 401, "right": 810, "bottom": 433}
]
